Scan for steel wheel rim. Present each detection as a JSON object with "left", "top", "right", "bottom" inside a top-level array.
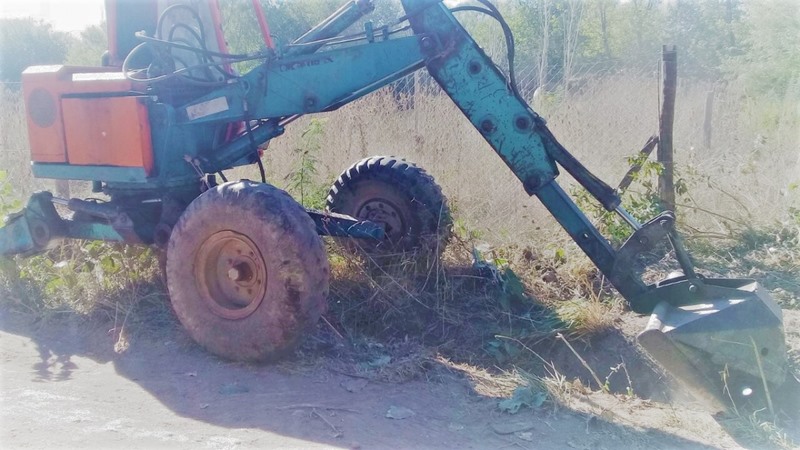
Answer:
[
  {"left": 195, "top": 231, "right": 267, "bottom": 320},
  {"left": 356, "top": 198, "right": 406, "bottom": 243}
]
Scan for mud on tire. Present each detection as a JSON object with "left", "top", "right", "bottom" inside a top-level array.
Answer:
[
  {"left": 166, "top": 180, "right": 329, "bottom": 362},
  {"left": 326, "top": 156, "right": 452, "bottom": 265}
]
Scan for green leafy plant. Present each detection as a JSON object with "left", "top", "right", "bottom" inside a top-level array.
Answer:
[
  {"left": 472, "top": 246, "right": 528, "bottom": 311},
  {"left": 0, "top": 170, "right": 24, "bottom": 298},
  {"left": 485, "top": 338, "right": 522, "bottom": 364},
  {"left": 285, "top": 118, "right": 329, "bottom": 209},
  {"left": 0, "top": 169, "right": 162, "bottom": 315},
  {"left": 0, "top": 170, "right": 22, "bottom": 220},
  {"left": 574, "top": 153, "right": 665, "bottom": 245},
  {"left": 448, "top": 200, "right": 483, "bottom": 241},
  {"left": 498, "top": 385, "right": 548, "bottom": 414},
  {"left": 16, "top": 242, "right": 161, "bottom": 314}
]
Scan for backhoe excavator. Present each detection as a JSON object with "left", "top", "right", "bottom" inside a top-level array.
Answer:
[{"left": 0, "top": 0, "right": 792, "bottom": 412}]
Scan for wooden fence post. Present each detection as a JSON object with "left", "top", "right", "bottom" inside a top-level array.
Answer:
[{"left": 658, "top": 45, "right": 677, "bottom": 212}]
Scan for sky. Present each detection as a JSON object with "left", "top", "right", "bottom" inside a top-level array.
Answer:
[
  {"left": 0, "top": 0, "right": 475, "bottom": 35},
  {"left": 0, "top": 0, "right": 471, "bottom": 34},
  {"left": 1, "top": 0, "right": 105, "bottom": 33}
]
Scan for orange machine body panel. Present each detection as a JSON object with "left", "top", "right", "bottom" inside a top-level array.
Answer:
[
  {"left": 22, "top": 65, "right": 153, "bottom": 174},
  {"left": 61, "top": 97, "right": 154, "bottom": 172}
]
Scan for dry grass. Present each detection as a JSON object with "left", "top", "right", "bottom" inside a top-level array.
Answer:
[
  {"left": 3, "top": 70, "right": 798, "bottom": 235},
  {"left": 2, "top": 69, "right": 797, "bottom": 354},
  {"left": 1, "top": 88, "right": 42, "bottom": 193},
  {"left": 246, "top": 74, "right": 800, "bottom": 247},
  {"left": 720, "top": 410, "right": 798, "bottom": 450},
  {"left": 435, "top": 355, "right": 527, "bottom": 398}
]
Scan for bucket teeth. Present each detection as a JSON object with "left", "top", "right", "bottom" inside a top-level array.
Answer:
[{"left": 637, "top": 279, "right": 788, "bottom": 411}]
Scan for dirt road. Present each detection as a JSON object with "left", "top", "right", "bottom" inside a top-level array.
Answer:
[{"left": 1, "top": 308, "right": 794, "bottom": 449}]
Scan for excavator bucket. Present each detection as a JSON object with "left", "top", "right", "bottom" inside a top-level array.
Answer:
[{"left": 637, "top": 277, "right": 788, "bottom": 411}]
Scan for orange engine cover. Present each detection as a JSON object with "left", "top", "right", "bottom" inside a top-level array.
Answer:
[{"left": 22, "top": 65, "right": 153, "bottom": 174}]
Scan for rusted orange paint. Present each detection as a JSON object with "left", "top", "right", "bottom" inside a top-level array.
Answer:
[
  {"left": 62, "top": 96, "right": 153, "bottom": 173},
  {"left": 23, "top": 65, "right": 153, "bottom": 174}
]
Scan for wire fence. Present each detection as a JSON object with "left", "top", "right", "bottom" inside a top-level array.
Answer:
[
  {"left": 2, "top": 47, "right": 798, "bottom": 227},
  {"left": 385, "top": 50, "right": 799, "bottom": 227},
  {"left": 391, "top": 56, "right": 663, "bottom": 177}
]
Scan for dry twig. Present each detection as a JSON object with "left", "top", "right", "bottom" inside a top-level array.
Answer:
[{"left": 556, "top": 333, "right": 605, "bottom": 391}]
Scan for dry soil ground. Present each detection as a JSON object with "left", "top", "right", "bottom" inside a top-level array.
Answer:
[{"left": 0, "top": 306, "right": 798, "bottom": 450}]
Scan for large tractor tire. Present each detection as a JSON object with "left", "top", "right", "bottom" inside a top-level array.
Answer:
[
  {"left": 326, "top": 156, "right": 452, "bottom": 264},
  {"left": 166, "top": 181, "right": 329, "bottom": 362}
]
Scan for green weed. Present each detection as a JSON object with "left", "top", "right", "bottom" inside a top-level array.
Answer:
[
  {"left": 0, "top": 168, "right": 166, "bottom": 328},
  {"left": 17, "top": 242, "right": 160, "bottom": 312},
  {"left": 573, "top": 153, "right": 665, "bottom": 245},
  {"left": 0, "top": 170, "right": 22, "bottom": 218},
  {"left": 285, "top": 118, "right": 330, "bottom": 209}
]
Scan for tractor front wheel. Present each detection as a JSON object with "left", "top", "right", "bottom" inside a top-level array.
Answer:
[{"left": 166, "top": 180, "right": 329, "bottom": 362}]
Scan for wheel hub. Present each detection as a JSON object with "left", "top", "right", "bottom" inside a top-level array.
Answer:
[
  {"left": 356, "top": 199, "right": 405, "bottom": 242},
  {"left": 195, "top": 231, "right": 268, "bottom": 320},
  {"left": 227, "top": 262, "right": 254, "bottom": 282}
]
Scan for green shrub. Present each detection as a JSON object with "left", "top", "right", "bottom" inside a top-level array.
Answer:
[
  {"left": 285, "top": 118, "right": 330, "bottom": 209},
  {"left": 573, "top": 153, "right": 665, "bottom": 245},
  {"left": 0, "top": 170, "right": 163, "bottom": 315}
]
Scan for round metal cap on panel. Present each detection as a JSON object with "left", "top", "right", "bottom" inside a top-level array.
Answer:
[{"left": 28, "top": 88, "right": 57, "bottom": 128}]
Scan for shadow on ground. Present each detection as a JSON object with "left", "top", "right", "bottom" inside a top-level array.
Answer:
[{"left": 0, "top": 303, "right": 764, "bottom": 449}]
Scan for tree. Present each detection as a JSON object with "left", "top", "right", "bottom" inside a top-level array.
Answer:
[
  {"left": 66, "top": 25, "right": 108, "bottom": 66},
  {"left": 663, "top": 0, "right": 742, "bottom": 79},
  {"left": 221, "top": 0, "right": 402, "bottom": 55},
  {"left": 0, "top": 19, "right": 69, "bottom": 83},
  {"left": 734, "top": 0, "right": 800, "bottom": 98},
  {"left": 219, "top": 0, "right": 400, "bottom": 74}
]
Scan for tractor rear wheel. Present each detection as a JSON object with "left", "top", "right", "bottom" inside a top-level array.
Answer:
[
  {"left": 326, "top": 156, "right": 451, "bottom": 265},
  {"left": 166, "top": 180, "right": 329, "bottom": 362}
]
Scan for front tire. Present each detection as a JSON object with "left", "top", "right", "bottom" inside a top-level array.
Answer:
[{"left": 166, "top": 181, "right": 329, "bottom": 362}]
